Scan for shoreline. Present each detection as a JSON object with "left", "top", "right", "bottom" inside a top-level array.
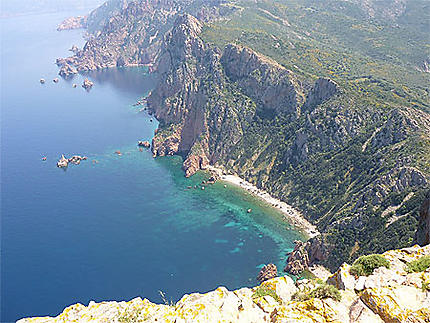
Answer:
[{"left": 207, "top": 166, "right": 319, "bottom": 239}]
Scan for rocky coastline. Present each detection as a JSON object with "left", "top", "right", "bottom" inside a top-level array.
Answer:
[
  {"left": 18, "top": 244, "right": 430, "bottom": 322},
  {"left": 54, "top": 0, "right": 430, "bottom": 271}
]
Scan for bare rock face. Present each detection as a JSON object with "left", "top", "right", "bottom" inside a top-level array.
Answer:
[
  {"left": 303, "top": 78, "right": 338, "bottom": 109},
  {"left": 183, "top": 154, "right": 209, "bottom": 178},
  {"left": 151, "top": 125, "right": 182, "bottom": 157},
  {"left": 221, "top": 44, "right": 305, "bottom": 115},
  {"left": 415, "top": 192, "right": 430, "bottom": 246},
  {"left": 284, "top": 235, "right": 331, "bottom": 275},
  {"left": 257, "top": 264, "right": 278, "bottom": 283}
]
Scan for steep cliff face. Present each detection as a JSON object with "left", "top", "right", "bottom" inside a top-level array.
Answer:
[
  {"left": 147, "top": 15, "right": 342, "bottom": 178},
  {"left": 415, "top": 192, "right": 430, "bottom": 246},
  {"left": 18, "top": 244, "right": 430, "bottom": 322},
  {"left": 146, "top": 13, "right": 429, "bottom": 269},
  {"left": 221, "top": 44, "right": 306, "bottom": 116},
  {"left": 57, "top": 0, "right": 430, "bottom": 268}
]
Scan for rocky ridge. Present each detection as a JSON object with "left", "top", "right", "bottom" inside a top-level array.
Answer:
[
  {"left": 18, "top": 244, "right": 430, "bottom": 322},
  {"left": 145, "top": 12, "right": 429, "bottom": 268},
  {"left": 55, "top": 0, "right": 233, "bottom": 73}
]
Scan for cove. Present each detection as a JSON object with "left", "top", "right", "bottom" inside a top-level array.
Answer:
[{"left": 0, "top": 9, "right": 304, "bottom": 322}]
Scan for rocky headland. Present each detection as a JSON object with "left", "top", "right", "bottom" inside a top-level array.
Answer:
[
  {"left": 18, "top": 244, "right": 430, "bottom": 322},
  {"left": 57, "top": 16, "right": 87, "bottom": 31},
  {"left": 54, "top": 0, "right": 430, "bottom": 270}
]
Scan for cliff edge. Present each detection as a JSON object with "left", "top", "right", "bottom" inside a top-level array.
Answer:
[{"left": 18, "top": 244, "right": 430, "bottom": 322}]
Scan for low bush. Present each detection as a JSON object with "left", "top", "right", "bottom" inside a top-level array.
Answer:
[
  {"left": 350, "top": 254, "right": 390, "bottom": 277},
  {"left": 310, "top": 284, "right": 341, "bottom": 302},
  {"left": 405, "top": 256, "right": 430, "bottom": 273},
  {"left": 252, "top": 286, "right": 281, "bottom": 304},
  {"left": 292, "top": 282, "right": 341, "bottom": 302}
]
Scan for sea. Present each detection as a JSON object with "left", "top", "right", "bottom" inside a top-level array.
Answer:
[{"left": 0, "top": 6, "right": 304, "bottom": 322}]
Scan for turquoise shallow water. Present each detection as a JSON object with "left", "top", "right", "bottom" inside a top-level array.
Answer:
[{"left": 0, "top": 9, "right": 304, "bottom": 322}]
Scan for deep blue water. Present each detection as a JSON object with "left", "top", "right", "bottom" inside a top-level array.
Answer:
[{"left": 1, "top": 9, "right": 304, "bottom": 322}]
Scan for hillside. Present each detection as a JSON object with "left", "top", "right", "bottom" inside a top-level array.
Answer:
[{"left": 55, "top": 0, "right": 430, "bottom": 270}]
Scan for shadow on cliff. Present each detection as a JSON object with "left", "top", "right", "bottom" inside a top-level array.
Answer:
[{"left": 85, "top": 66, "right": 157, "bottom": 96}]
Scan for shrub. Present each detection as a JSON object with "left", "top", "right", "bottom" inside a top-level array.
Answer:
[
  {"left": 292, "top": 283, "right": 341, "bottom": 302},
  {"left": 310, "top": 284, "right": 341, "bottom": 302},
  {"left": 350, "top": 254, "right": 390, "bottom": 277},
  {"left": 252, "top": 286, "right": 281, "bottom": 304},
  {"left": 405, "top": 256, "right": 430, "bottom": 273}
]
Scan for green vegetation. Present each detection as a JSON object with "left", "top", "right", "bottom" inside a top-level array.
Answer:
[
  {"left": 89, "top": 0, "right": 430, "bottom": 270},
  {"left": 350, "top": 254, "right": 390, "bottom": 277},
  {"left": 292, "top": 282, "right": 341, "bottom": 302},
  {"left": 201, "top": 0, "right": 430, "bottom": 269},
  {"left": 405, "top": 256, "right": 430, "bottom": 273},
  {"left": 252, "top": 286, "right": 282, "bottom": 304}
]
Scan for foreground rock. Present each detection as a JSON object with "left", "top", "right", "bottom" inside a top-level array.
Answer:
[
  {"left": 18, "top": 245, "right": 430, "bottom": 322},
  {"left": 57, "top": 16, "right": 87, "bottom": 31}
]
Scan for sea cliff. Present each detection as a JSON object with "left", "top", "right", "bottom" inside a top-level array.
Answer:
[
  {"left": 55, "top": 0, "right": 430, "bottom": 269},
  {"left": 18, "top": 244, "right": 430, "bottom": 322}
]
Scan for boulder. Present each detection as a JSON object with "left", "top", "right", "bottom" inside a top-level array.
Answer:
[
  {"left": 361, "top": 285, "right": 428, "bottom": 322},
  {"left": 257, "top": 264, "right": 277, "bottom": 283},
  {"left": 327, "top": 263, "right": 356, "bottom": 290}
]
